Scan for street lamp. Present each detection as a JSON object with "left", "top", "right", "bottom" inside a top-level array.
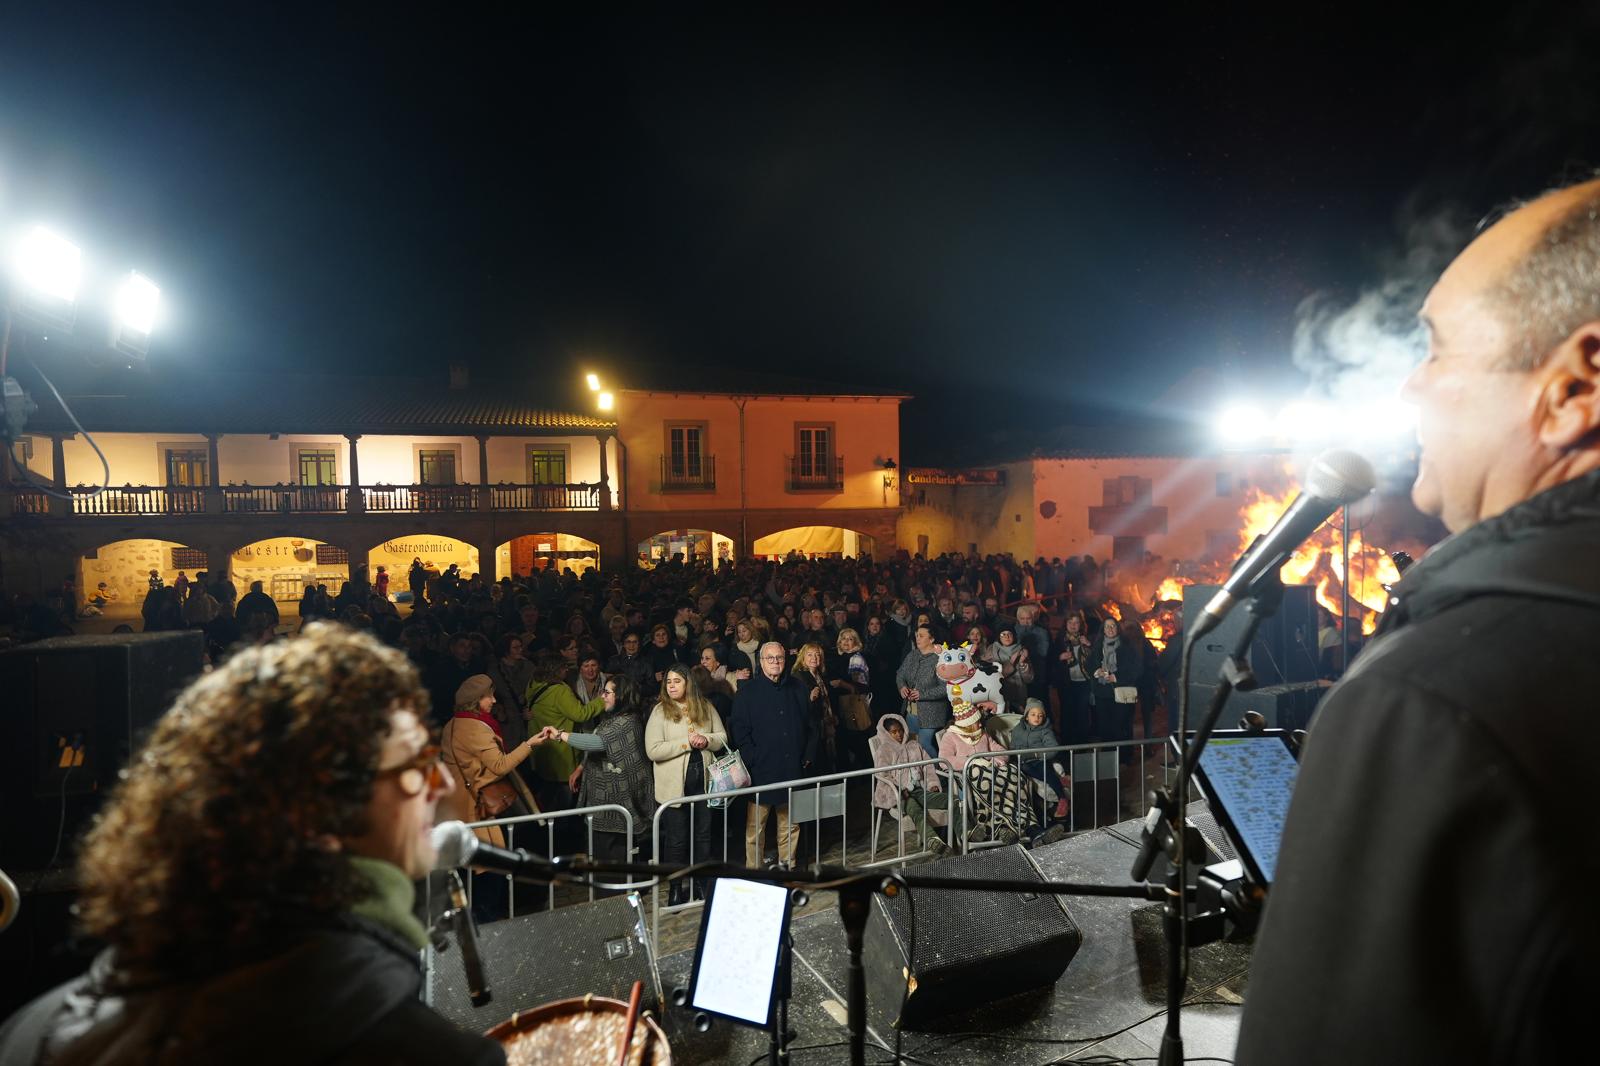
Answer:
[
  {"left": 597, "top": 391, "right": 614, "bottom": 412},
  {"left": 586, "top": 372, "right": 601, "bottom": 391},
  {"left": 112, "top": 271, "right": 160, "bottom": 357},
  {"left": 13, "top": 226, "right": 81, "bottom": 328}
]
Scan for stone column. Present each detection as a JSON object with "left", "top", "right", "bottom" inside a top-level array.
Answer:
[
  {"left": 477, "top": 435, "right": 492, "bottom": 513},
  {"left": 205, "top": 434, "right": 224, "bottom": 515},
  {"left": 597, "top": 433, "right": 612, "bottom": 511},
  {"left": 345, "top": 434, "right": 364, "bottom": 514}
]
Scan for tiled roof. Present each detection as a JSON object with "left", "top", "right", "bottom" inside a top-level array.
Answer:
[{"left": 24, "top": 372, "right": 615, "bottom": 435}]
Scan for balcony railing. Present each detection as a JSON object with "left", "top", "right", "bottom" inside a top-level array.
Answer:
[
  {"left": 223, "top": 484, "right": 348, "bottom": 514},
  {"left": 4, "top": 481, "right": 603, "bottom": 516},
  {"left": 490, "top": 482, "right": 602, "bottom": 510},
  {"left": 786, "top": 454, "right": 844, "bottom": 491},
  {"left": 73, "top": 485, "right": 206, "bottom": 515},
  {"left": 660, "top": 454, "right": 716, "bottom": 492}
]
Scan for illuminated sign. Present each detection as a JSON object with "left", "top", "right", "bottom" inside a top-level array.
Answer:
[{"left": 904, "top": 468, "right": 1006, "bottom": 486}]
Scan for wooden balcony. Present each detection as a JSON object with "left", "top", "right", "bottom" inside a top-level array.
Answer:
[{"left": 2, "top": 481, "right": 604, "bottom": 517}]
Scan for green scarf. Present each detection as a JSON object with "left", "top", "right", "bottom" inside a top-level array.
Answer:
[{"left": 348, "top": 855, "right": 429, "bottom": 951}]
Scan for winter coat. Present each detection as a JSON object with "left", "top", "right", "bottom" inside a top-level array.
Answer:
[
  {"left": 438, "top": 714, "right": 538, "bottom": 847},
  {"left": 644, "top": 703, "right": 728, "bottom": 803},
  {"left": 576, "top": 709, "right": 656, "bottom": 836},
  {"left": 871, "top": 713, "right": 942, "bottom": 809},
  {"left": 1236, "top": 468, "right": 1600, "bottom": 1066},
  {"left": 524, "top": 680, "right": 606, "bottom": 785},
  {"left": 1008, "top": 717, "right": 1060, "bottom": 752},
  {"left": 894, "top": 648, "right": 951, "bottom": 729},
  {"left": 938, "top": 728, "right": 1007, "bottom": 775},
  {"left": 730, "top": 673, "right": 818, "bottom": 805}
]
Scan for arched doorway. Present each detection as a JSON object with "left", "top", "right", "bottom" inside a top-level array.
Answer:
[
  {"left": 78, "top": 537, "right": 203, "bottom": 621},
  {"left": 497, "top": 533, "right": 601, "bottom": 580},
  {"left": 636, "top": 529, "right": 735, "bottom": 569},
  {"left": 752, "top": 527, "right": 876, "bottom": 560},
  {"left": 232, "top": 536, "right": 350, "bottom": 611},
  {"left": 369, "top": 534, "right": 482, "bottom": 600}
]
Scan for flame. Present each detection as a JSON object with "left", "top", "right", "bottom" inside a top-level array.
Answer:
[
  {"left": 1141, "top": 616, "right": 1167, "bottom": 652},
  {"left": 1101, "top": 600, "right": 1123, "bottom": 622},
  {"left": 1155, "top": 577, "right": 1189, "bottom": 603},
  {"left": 1362, "top": 612, "right": 1379, "bottom": 637}
]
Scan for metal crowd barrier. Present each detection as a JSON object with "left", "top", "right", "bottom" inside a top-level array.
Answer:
[
  {"left": 433, "top": 803, "right": 639, "bottom": 918},
  {"left": 960, "top": 737, "right": 1174, "bottom": 852},
  {"left": 648, "top": 757, "right": 955, "bottom": 946}
]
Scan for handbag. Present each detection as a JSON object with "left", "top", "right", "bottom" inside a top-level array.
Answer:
[
  {"left": 706, "top": 748, "right": 751, "bottom": 808},
  {"left": 475, "top": 777, "right": 519, "bottom": 820},
  {"left": 840, "top": 693, "right": 873, "bottom": 731},
  {"left": 1113, "top": 686, "right": 1139, "bottom": 705}
]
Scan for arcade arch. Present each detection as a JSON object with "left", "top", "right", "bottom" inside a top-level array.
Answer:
[
  {"left": 752, "top": 526, "right": 876, "bottom": 560},
  {"left": 496, "top": 533, "right": 601, "bottom": 580},
  {"left": 636, "top": 528, "right": 735, "bottom": 568},
  {"left": 77, "top": 537, "right": 201, "bottom": 620}
]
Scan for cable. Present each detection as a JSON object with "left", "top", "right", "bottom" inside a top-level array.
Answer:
[
  {"left": 11, "top": 355, "right": 111, "bottom": 500},
  {"left": 48, "top": 760, "right": 75, "bottom": 868}
]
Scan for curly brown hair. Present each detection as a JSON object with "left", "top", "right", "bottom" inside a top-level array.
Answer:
[{"left": 75, "top": 623, "right": 429, "bottom": 977}]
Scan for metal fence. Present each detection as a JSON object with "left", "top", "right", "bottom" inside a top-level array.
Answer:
[
  {"left": 430, "top": 803, "right": 641, "bottom": 918},
  {"left": 647, "top": 757, "right": 955, "bottom": 945},
  {"left": 960, "top": 737, "right": 1173, "bottom": 851}
]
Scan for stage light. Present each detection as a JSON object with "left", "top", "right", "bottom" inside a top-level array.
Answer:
[
  {"left": 1275, "top": 400, "right": 1337, "bottom": 442},
  {"left": 1215, "top": 404, "right": 1267, "bottom": 446},
  {"left": 116, "top": 271, "right": 160, "bottom": 333},
  {"left": 586, "top": 372, "right": 601, "bottom": 391},
  {"left": 15, "top": 226, "right": 82, "bottom": 305},
  {"left": 598, "top": 391, "right": 614, "bottom": 412}
]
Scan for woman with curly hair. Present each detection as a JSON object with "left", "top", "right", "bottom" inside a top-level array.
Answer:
[{"left": 0, "top": 623, "right": 500, "bottom": 1064}]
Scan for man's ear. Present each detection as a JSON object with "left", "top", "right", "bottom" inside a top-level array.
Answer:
[{"left": 1538, "top": 323, "right": 1600, "bottom": 449}]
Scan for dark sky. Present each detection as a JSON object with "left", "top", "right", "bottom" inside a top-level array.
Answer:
[{"left": 4, "top": 5, "right": 1599, "bottom": 456}]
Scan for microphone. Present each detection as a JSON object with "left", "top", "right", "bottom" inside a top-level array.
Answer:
[
  {"left": 431, "top": 820, "right": 555, "bottom": 882},
  {"left": 1190, "top": 448, "right": 1376, "bottom": 642}
]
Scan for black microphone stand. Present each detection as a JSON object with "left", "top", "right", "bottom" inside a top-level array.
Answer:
[{"left": 1133, "top": 568, "right": 1284, "bottom": 1066}]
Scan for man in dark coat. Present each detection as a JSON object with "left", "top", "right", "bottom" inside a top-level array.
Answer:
[
  {"left": 732, "top": 641, "right": 817, "bottom": 869},
  {"left": 1237, "top": 178, "right": 1600, "bottom": 1065}
]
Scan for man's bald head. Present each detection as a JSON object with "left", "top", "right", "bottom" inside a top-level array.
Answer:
[{"left": 1484, "top": 177, "right": 1600, "bottom": 370}]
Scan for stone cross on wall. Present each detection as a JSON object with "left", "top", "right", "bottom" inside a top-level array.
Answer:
[{"left": 1087, "top": 476, "right": 1167, "bottom": 560}]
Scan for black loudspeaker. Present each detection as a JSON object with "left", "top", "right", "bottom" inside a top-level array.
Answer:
[
  {"left": 1182, "top": 583, "right": 1321, "bottom": 687},
  {"left": 0, "top": 631, "right": 204, "bottom": 867},
  {"left": 863, "top": 845, "right": 1081, "bottom": 1030},
  {"left": 1187, "top": 681, "right": 1328, "bottom": 733},
  {"left": 428, "top": 892, "right": 661, "bottom": 1031}
]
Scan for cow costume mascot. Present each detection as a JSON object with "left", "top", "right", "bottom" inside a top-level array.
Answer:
[{"left": 935, "top": 642, "right": 1006, "bottom": 718}]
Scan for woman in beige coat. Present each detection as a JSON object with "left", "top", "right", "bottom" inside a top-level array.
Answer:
[
  {"left": 439, "top": 674, "right": 552, "bottom": 849},
  {"left": 645, "top": 664, "right": 727, "bottom": 904}
]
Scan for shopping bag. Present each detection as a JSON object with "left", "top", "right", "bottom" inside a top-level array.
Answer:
[{"left": 706, "top": 748, "right": 751, "bottom": 808}]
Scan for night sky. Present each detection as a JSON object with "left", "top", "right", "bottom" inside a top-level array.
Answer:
[{"left": 4, "top": 5, "right": 1599, "bottom": 458}]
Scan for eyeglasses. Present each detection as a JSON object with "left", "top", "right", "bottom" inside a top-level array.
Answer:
[{"left": 376, "top": 744, "right": 449, "bottom": 797}]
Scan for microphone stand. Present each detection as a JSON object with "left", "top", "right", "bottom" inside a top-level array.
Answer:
[
  {"left": 1133, "top": 568, "right": 1284, "bottom": 1066},
  {"left": 466, "top": 849, "right": 1174, "bottom": 1066}
]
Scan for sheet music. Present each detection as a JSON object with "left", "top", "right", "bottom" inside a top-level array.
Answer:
[
  {"left": 1198, "top": 737, "right": 1299, "bottom": 883},
  {"left": 692, "top": 878, "right": 789, "bottom": 1025}
]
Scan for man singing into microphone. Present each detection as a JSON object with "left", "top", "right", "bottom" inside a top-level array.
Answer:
[
  {"left": 1238, "top": 181, "right": 1600, "bottom": 1062},
  {"left": 0, "top": 624, "right": 503, "bottom": 1064}
]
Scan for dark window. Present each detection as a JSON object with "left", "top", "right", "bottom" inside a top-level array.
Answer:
[
  {"left": 667, "top": 425, "right": 704, "bottom": 479},
  {"left": 165, "top": 449, "right": 209, "bottom": 487},
  {"left": 1216, "top": 472, "right": 1233, "bottom": 497},
  {"left": 418, "top": 450, "right": 456, "bottom": 485},
  {"left": 298, "top": 449, "right": 338, "bottom": 485},
  {"left": 796, "top": 426, "right": 831, "bottom": 478},
  {"left": 527, "top": 448, "right": 567, "bottom": 485}
]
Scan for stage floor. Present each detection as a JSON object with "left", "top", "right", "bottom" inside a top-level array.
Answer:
[{"left": 655, "top": 821, "right": 1252, "bottom": 1065}]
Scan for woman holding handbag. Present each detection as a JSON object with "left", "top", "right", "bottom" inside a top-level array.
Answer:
[
  {"left": 440, "top": 674, "right": 554, "bottom": 919},
  {"left": 829, "top": 628, "right": 873, "bottom": 770},
  {"left": 645, "top": 664, "right": 728, "bottom": 905}
]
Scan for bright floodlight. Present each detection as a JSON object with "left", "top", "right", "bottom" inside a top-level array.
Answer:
[
  {"left": 585, "top": 372, "right": 601, "bottom": 391},
  {"left": 16, "top": 226, "right": 82, "bottom": 303},
  {"left": 597, "top": 391, "right": 615, "bottom": 412},
  {"left": 1275, "top": 400, "right": 1337, "bottom": 442},
  {"left": 1215, "top": 404, "right": 1267, "bottom": 446},
  {"left": 116, "top": 272, "right": 160, "bottom": 334}
]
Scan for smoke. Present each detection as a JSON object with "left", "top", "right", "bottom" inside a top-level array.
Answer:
[{"left": 1291, "top": 203, "right": 1470, "bottom": 405}]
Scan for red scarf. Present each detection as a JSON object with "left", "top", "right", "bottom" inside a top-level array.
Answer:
[{"left": 453, "top": 706, "right": 503, "bottom": 741}]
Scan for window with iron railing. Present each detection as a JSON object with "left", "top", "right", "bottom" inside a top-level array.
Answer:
[{"left": 527, "top": 447, "right": 568, "bottom": 485}]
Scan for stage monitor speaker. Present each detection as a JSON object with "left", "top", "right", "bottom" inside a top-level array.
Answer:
[
  {"left": 0, "top": 631, "right": 204, "bottom": 868},
  {"left": 427, "top": 892, "right": 661, "bottom": 1031},
  {"left": 1182, "top": 583, "right": 1321, "bottom": 687},
  {"left": 863, "top": 844, "right": 1081, "bottom": 1030},
  {"left": 1187, "top": 681, "right": 1328, "bottom": 733}
]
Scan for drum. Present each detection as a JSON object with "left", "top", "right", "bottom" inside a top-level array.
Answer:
[{"left": 486, "top": 994, "right": 671, "bottom": 1066}]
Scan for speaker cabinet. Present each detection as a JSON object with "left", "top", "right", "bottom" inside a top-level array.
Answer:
[
  {"left": 863, "top": 844, "right": 1081, "bottom": 1030},
  {"left": 1182, "top": 583, "right": 1321, "bottom": 687},
  {"left": 427, "top": 892, "right": 661, "bottom": 1031},
  {"left": 0, "top": 631, "right": 204, "bottom": 867}
]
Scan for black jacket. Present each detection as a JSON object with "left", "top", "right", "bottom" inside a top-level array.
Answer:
[
  {"left": 731, "top": 673, "right": 818, "bottom": 804},
  {"left": 0, "top": 916, "right": 503, "bottom": 1066},
  {"left": 1236, "top": 469, "right": 1600, "bottom": 1066}
]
